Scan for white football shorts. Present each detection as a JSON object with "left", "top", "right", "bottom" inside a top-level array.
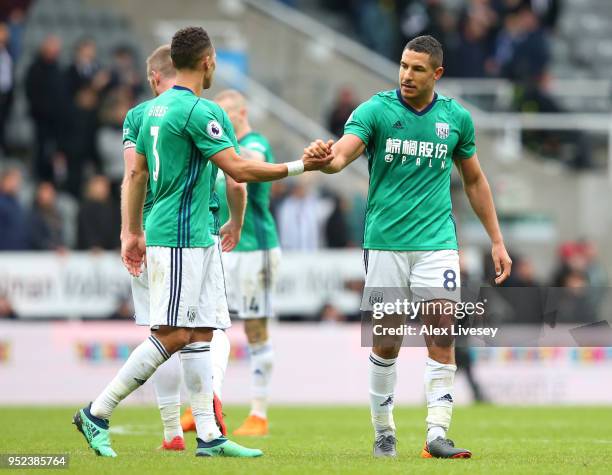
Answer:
[{"left": 222, "top": 247, "right": 281, "bottom": 319}]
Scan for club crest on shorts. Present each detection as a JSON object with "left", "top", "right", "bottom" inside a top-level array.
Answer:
[
  {"left": 207, "top": 120, "right": 223, "bottom": 139},
  {"left": 435, "top": 122, "right": 450, "bottom": 139},
  {"left": 369, "top": 291, "right": 384, "bottom": 305},
  {"left": 187, "top": 307, "right": 197, "bottom": 323}
]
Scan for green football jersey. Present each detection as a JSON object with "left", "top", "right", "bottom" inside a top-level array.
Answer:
[
  {"left": 217, "top": 132, "right": 279, "bottom": 251},
  {"left": 135, "top": 86, "right": 238, "bottom": 247},
  {"left": 123, "top": 99, "right": 154, "bottom": 229},
  {"left": 344, "top": 90, "right": 476, "bottom": 251}
]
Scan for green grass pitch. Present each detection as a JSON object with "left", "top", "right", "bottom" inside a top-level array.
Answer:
[{"left": 1, "top": 405, "right": 611, "bottom": 474}]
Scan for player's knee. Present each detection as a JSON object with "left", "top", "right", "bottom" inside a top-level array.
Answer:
[
  {"left": 190, "top": 327, "right": 214, "bottom": 343},
  {"left": 428, "top": 346, "right": 454, "bottom": 364},
  {"left": 433, "top": 333, "right": 455, "bottom": 349},
  {"left": 154, "top": 327, "right": 192, "bottom": 353},
  {"left": 373, "top": 344, "right": 401, "bottom": 360}
]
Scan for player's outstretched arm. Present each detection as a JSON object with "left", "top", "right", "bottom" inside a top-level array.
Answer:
[
  {"left": 120, "top": 146, "right": 137, "bottom": 241},
  {"left": 304, "top": 135, "right": 365, "bottom": 174},
  {"left": 220, "top": 173, "right": 247, "bottom": 252},
  {"left": 210, "top": 147, "right": 333, "bottom": 183},
  {"left": 122, "top": 151, "right": 148, "bottom": 277},
  {"left": 455, "top": 154, "right": 512, "bottom": 284}
]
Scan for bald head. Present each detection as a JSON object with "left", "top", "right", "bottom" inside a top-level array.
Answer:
[
  {"left": 214, "top": 89, "right": 249, "bottom": 134},
  {"left": 146, "top": 44, "right": 176, "bottom": 95}
]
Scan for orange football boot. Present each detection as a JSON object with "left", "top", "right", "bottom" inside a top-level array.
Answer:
[
  {"left": 213, "top": 393, "right": 227, "bottom": 436},
  {"left": 421, "top": 437, "right": 472, "bottom": 458},
  {"left": 159, "top": 436, "right": 185, "bottom": 451},
  {"left": 180, "top": 393, "right": 227, "bottom": 436},
  {"left": 233, "top": 414, "right": 268, "bottom": 436},
  {"left": 180, "top": 407, "right": 196, "bottom": 432}
]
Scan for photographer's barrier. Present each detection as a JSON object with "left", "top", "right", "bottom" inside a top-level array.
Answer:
[{"left": 0, "top": 321, "right": 611, "bottom": 405}]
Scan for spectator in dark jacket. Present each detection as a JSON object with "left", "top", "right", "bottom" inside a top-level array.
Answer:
[
  {"left": 494, "top": 4, "right": 550, "bottom": 82},
  {"left": 105, "top": 45, "right": 142, "bottom": 100},
  {"left": 0, "top": 167, "right": 28, "bottom": 250},
  {"left": 25, "top": 35, "right": 68, "bottom": 181},
  {"left": 64, "top": 38, "right": 110, "bottom": 197},
  {"left": 28, "top": 181, "right": 65, "bottom": 250},
  {"left": 0, "top": 22, "right": 13, "bottom": 156},
  {"left": 325, "top": 193, "right": 349, "bottom": 248},
  {"left": 77, "top": 175, "right": 119, "bottom": 250},
  {"left": 448, "top": 12, "right": 491, "bottom": 78},
  {"left": 327, "top": 86, "right": 358, "bottom": 138}
]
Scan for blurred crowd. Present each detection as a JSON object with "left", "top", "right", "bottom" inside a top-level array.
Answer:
[
  {"left": 1, "top": 30, "right": 142, "bottom": 196},
  {"left": 321, "top": 0, "right": 592, "bottom": 168},
  {"left": 0, "top": 1, "right": 371, "bottom": 254},
  {"left": 0, "top": 4, "right": 605, "bottom": 266},
  {"left": 1, "top": 2, "right": 142, "bottom": 252},
  {"left": 488, "top": 239, "right": 609, "bottom": 325},
  {"left": 322, "top": 0, "right": 560, "bottom": 81}
]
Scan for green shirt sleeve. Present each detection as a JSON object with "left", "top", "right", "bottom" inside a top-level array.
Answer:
[
  {"left": 186, "top": 101, "right": 237, "bottom": 159},
  {"left": 123, "top": 110, "right": 137, "bottom": 148},
  {"left": 135, "top": 125, "right": 146, "bottom": 155},
  {"left": 343, "top": 99, "right": 376, "bottom": 146},
  {"left": 454, "top": 106, "right": 476, "bottom": 159}
]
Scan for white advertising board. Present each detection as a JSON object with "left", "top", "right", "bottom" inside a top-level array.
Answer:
[
  {"left": 0, "top": 251, "right": 364, "bottom": 318},
  {"left": 0, "top": 322, "right": 610, "bottom": 405}
]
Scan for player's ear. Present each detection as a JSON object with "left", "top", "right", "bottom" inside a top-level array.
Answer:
[
  {"left": 148, "top": 72, "right": 158, "bottom": 94},
  {"left": 202, "top": 50, "right": 214, "bottom": 71},
  {"left": 434, "top": 66, "right": 444, "bottom": 81}
]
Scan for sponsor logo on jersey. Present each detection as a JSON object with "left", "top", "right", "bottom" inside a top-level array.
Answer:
[
  {"left": 392, "top": 120, "right": 403, "bottom": 129},
  {"left": 435, "top": 122, "right": 450, "bottom": 139},
  {"left": 384, "top": 137, "right": 448, "bottom": 168},
  {"left": 207, "top": 120, "right": 223, "bottom": 139}
]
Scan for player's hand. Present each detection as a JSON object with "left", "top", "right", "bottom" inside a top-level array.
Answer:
[
  {"left": 220, "top": 219, "right": 242, "bottom": 252},
  {"left": 121, "top": 232, "right": 146, "bottom": 277},
  {"left": 304, "top": 139, "right": 334, "bottom": 158},
  {"left": 492, "top": 241, "right": 512, "bottom": 285},
  {"left": 302, "top": 139, "right": 334, "bottom": 171}
]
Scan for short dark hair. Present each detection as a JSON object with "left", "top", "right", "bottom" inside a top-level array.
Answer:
[
  {"left": 170, "top": 26, "right": 213, "bottom": 70},
  {"left": 404, "top": 35, "right": 443, "bottom": 68}
]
